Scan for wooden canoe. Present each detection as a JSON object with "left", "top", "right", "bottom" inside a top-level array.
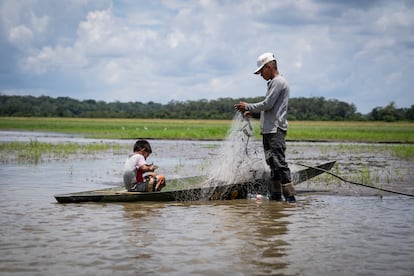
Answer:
[{"left": 55, "top": 161, "right": 335, "bottom": 203}]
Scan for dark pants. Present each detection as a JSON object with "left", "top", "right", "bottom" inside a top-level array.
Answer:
[
  {"left": 262, "top": 130, "right": 292, "bottom": 184},
  {"left": 127, "top": 176, "right": 158, "bottom": 192}
]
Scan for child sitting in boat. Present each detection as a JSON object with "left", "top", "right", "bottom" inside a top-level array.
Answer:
[{"left": 123, "top": 139, "right": 166, "bottom": 192}]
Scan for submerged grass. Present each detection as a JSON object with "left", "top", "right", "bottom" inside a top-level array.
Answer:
[
  {"left": 1, "top": 139, "right": 412, "bottom": 166},
  {"left": 0, "top": 140, "right": 123, "bottom": 164},
  {"left": 391, "top": 144, "right": 414, "bottom": 159},
  {"left": 334, "top": 143, "right": 414, "bottom": 159},
  {"left": 1, "top": 117, "right": 413, "bottom": 164}
]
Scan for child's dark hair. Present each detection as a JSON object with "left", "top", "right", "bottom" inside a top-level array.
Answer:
[{"left": 133, "top": 139, "right": 152, "bottom": 154}]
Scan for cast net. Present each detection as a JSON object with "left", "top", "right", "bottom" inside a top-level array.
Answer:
[
  {"left": 173, "top": 112, "right": 269, "bottom": 201},
  {"left": 205, "top": 112, "right": 268, "bottom": 184}
]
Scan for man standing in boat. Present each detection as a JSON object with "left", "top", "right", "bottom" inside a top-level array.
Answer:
[{"left": 234, "top": 52, "right": 296, "bottom": 202}]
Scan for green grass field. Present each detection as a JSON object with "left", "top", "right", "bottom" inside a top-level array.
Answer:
[
  {"left": 0, "top": 117, "right": 413, "bottom": 142},
  {"left": 286, "top": 121, "right": 414, "bottom": 143},
  {"left": 1, "top": 117, "right": 413, "bottom": 163}
]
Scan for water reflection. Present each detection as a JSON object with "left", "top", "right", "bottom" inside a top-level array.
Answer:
[
  {"left": 1, "top": 132, "right": 414, "bottom": 275},
  {"left": 120, "top": 200, "right": 294, "bottom": 275}
]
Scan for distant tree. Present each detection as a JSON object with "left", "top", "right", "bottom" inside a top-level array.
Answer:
[
  {"left": 0, "top": 94, "right": 411, "bottom": 121},
  {"left": 406, "top": 105, "right": 414, "bottom": 121},
  {"left": 370, "top": 102, "right": 401, "bottom": 122}
]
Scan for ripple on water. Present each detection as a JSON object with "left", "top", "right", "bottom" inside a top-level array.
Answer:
[{"left": 1, "top": 134, "right": 414, "bottom": 275}]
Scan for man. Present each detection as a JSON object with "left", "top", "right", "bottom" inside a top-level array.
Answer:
[{"left": 234, "top": 52, "right": 296, "bottom": 202}]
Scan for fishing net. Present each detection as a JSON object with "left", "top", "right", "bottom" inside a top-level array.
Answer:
[
  {"left": 172, "top": 113, "right": 270, "bottom": 201},
  {"left": 205, "top": 112, "right": 268, "bottom": 184}
]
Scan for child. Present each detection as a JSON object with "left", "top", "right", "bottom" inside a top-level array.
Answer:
[{"left": 123, "top": 139, "right": 166, "bottom": 192}]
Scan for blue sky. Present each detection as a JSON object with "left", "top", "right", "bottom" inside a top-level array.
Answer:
[{"left": 1, "top": 0, "right": 413, "bottom": 114}]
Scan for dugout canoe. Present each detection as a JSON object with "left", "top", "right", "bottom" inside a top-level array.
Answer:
[{"left": 54, "top": 161, "right": 335, "bottom": 203}]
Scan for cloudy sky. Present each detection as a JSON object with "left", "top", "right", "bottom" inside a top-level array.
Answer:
[{"left": 1, "top": 0, "right": 413, "bottom": 113}]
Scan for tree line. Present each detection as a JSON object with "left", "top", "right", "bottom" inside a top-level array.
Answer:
[{"left": 0, "top": 94, "right": 413, "bottom": 121}]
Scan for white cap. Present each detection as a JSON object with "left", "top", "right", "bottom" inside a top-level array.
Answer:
[{"left": 254, "top": 52, "right": 275, "bottom": 74}]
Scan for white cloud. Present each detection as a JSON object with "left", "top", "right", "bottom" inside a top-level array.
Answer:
[
  {"left": 22, "top": 45, "right": 88, "bottom": 74},
  {"left": 167, "top": 31, "right": 185, "bottom": 49},
  {"left": 8, "top": 24, "right": 33, "bottom": 49},
  {"left": 1, "top": 0, "right": 413, "bottom": 113},
  {"left": 30, "top": 12, "right": 49, "bottom": 34}
]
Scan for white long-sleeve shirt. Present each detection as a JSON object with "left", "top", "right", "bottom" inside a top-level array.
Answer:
[{"left": 246, "top": 74, "right": 289, "bottom": 134}]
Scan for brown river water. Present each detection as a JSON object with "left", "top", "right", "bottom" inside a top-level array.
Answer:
[{"left": 0, "top": 131, "right": 413, "bottom": 275}]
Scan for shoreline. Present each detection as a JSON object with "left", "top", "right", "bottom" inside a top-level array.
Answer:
[{"left": 1, "top": 129, "right": 413, "bottom": 144}]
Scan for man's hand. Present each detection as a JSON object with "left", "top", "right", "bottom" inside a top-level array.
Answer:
[{"left": 234, "top": 102, "right": 248, "bottom": 112}]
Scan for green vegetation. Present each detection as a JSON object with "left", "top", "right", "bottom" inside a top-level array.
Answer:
[
  {"left": 1, "top": 117, "right": 413, "bottom": 143},
  {"left": 0, "top": 140, "right": 122, "bottom": 164},
  {"left": 287, "top": 121, "right": 414, "bottom": 143},
  {"left": 1, "top": 120, "right": 412, "bottom": 165},
  {"left": 1, "top": 136, "right": 412, "bottom": 166},
  {"left": 0, "top": 117, "right": 231, "bottom": 140},
  {"left": 1, "top": 95, "right": 413, "bottom": 121},
  {"left": 332, "top": 143, "right": 414, "bottom": 159},
  {"left": 392, "top": 144, "right": 414, "bottom": 159}
]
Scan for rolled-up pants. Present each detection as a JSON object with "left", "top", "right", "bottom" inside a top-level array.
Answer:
[{"left": 262, "top": 130, "right": 292, "bottom": 184}]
